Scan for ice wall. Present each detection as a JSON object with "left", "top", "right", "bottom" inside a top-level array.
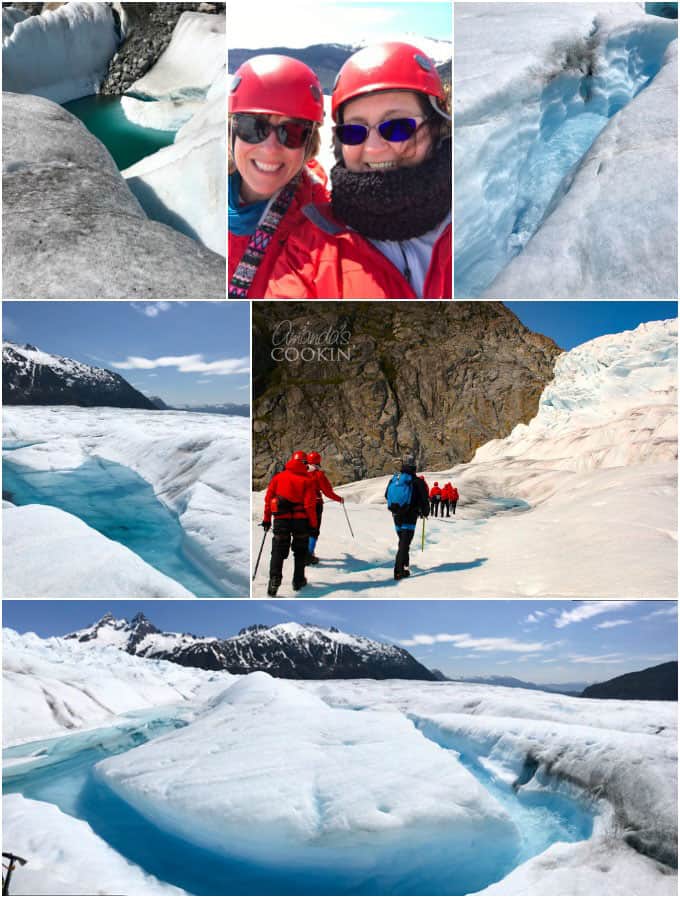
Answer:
[{"left": 2, "top": 1, "right": 120, "bottom": 103}]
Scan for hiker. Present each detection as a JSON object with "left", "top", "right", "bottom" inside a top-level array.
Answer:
[
  {"left": 305, "top": 450, "right": 344, "bottom": 564},
  {"left": 441, "top": 482, "right": 453, "bottom": 517},
  {"left": 451, "top": 484, "right": 459, "bottom": 514},
  {"left": 265, "top": 41, "right": 452, "bottom": 298},
  {"left": 385, "top": 456, "right": 430, "bottom": 580},
  {"left": 429, "top": 481, "right": 442, "bottom": 517},
  {"left": 228, "top": 55, "right": 328, "bottom": 298},
  {"left": 261, "top": 450, "right": 318, "bottom": 596}
]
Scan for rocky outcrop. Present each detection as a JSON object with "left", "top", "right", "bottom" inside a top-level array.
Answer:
[
  {"left": 253, "top": 302, "right": 562, "bottom": 488},
  {"left": 101, "top": 2, "right": 225, "bottom": 95},
  {"left": 2, "top": 91, "right": 225, "bottom": 298}
]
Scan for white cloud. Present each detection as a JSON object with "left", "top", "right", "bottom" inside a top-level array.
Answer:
[
  {"left": 554, "top": 601, "right": 638, "bottom": 629},
  {"left": 260, "top": 603, "right": 289, "bottom": 616},
  {"left": 400, "top": 632, "right": 547, "bottom": 653},
  {"left": 130, "top": 301, "right": 173, "bottom": 318},
  {"left": 595, "top": 619, "right": 632, "bottom": 630},
  {"left": 642, "top": 605, "right": 678, "bottom": 620},
  {"left": 567, "top": 652, "right": 624, "bottom": 664},
  {"left": 525, "top": 610, "right": 549, "bottom": 624},
  {"left": 110, "top": 354, "right": 250, "bottom": 376}
]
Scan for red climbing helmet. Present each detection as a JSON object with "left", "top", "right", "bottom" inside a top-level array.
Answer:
[
  {"left": 290, "top": 450, "right": 308, "bottom": 463},
  {"left": 229, "top": 55, "right": 324, "bottom": 123},
  {"left": 307, "top": 451, "right": 321, "bottom": 465},
  {"left": 331, "top": 42, "right": 446, "bottom": 122}
]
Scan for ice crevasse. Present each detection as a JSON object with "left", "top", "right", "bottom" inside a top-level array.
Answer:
[{"left": 454, "top": 4, "right": 678, "bottom": 298}]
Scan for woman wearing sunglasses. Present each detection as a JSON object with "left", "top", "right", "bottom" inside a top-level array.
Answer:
[
  {"left": 228, "top": 55, "right": 328, "bottom": 298},
  {"left": 265, "top": 42, "right": 452, "bottom": 299}
]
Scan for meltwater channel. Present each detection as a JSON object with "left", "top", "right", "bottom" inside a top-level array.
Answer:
[
  {"left": 455, "top": 20, "right": 678, "bottom": 297},
  {"left": 4, "top": 709, "right": 595, "bottom": 896},
  {"left": 3, "top": 447, "right": 222, "bottom": 597}
]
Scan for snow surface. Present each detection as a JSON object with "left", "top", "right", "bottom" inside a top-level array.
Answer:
[
  {"left": 3, "top": 505, "right": 194, "bottom": 599},
  {"left": 122, "top": 13, "right": 226, "bottom": 256},
  {"left": 3, "top": 794, "right": 186, "bottom": 896},
  {"left": 2, "top": 627, "right": 226, "bottom": 747},
  {"left": 455, "top": 3, "right": 678, "bottom": 298},
  {"left": 96, "top": 672, "right": 519, "bottom": 869},
  {"left": 3, "top": 406, "right": 250, "bottom": 597},
  {"left": 2, "top": 1, "right": 119, "bottom": 103},
  {"left": 252, "top": 318, "right": 677, "bottom": 598},
  {"left": 3, "top": 628, "right": 676, "bottom": 896}
]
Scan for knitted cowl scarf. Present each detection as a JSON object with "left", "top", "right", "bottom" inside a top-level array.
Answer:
[{"left": 330, "top": 138, "right": 451, "bottom": 241}]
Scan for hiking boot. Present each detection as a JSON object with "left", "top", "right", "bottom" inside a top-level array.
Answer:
[
  {"left": 267, "top": 576, "right": 281, "bottom": 597},
  {"left": 292, "top": 577, "right": 308, "bottom": 591},
  {"left": 394, "top": 569, "right": 411, "bottom": 581},
  {"left": 306, "top": 552, "right": 320, "bottom": 565}
]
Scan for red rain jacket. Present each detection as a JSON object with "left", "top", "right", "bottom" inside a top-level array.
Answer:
[
  {"left": 309, "top": 468, "right": 342, "bottom": 503},
  {"left": 450, "top": 487, "right": 459, "bottom": 502},
  {"left": 263, "top": 459, "right": 318, "bottom": 529},
  {"left": 429, "top": 484, "right": 442, "bottom": 499},
  {"left": 228, "top": 161, "right": 329, "bottom": 300},
  {"left": 441, "top": 483, "right": 453, "bottom": 501},
  {"left": 264, "top": 204, "right": 452, "bottom": 299}
]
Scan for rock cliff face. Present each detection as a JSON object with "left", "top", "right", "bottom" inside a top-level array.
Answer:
[{"left": 253, "top": 302, "right": 562, "bottom": 488}]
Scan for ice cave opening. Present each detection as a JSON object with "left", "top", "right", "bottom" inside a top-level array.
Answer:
[
  {"left": 2, "top": 453, "right": 222, "bottom": 598},
  {"left": 3, "top": 711, "right": 596, "bottom": 896},
  {"left": 62, "top": 94, "right": 176, "bottom": 170},
  {"left": 454, "top": 22, "right": 678, "bottom": 298}
]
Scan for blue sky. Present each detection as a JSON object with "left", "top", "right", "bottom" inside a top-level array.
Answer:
[
  {"left": 231, "top": 1, "right": 452, "bottom": 50},
  {"left": 506, "top": 301, "right": 678, "bottom": 350},
  {"left": 4, "top": 599, "right": 676, "bottom": 686},
  {"left": 2, "top": 302, "right": 250, "bottom": 406}
]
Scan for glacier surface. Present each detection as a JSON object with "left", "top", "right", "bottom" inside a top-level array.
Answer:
[
  {"left": 455, "top": 3, "right": 678, "bottom": 298},
  {"left": 252, "top": 318, "right": 677, "bottom": 598},
  {"left": 122, "top": 13, "right": 226, "bottom": 256},
  {"left": 2, "top": 406, "right": 250, "bottom": 597},
  {"left": 2, "top": 1, "right": 119, "bottom": 103},
  {"left": 2, "top": 630, "right": 676, "bottom": 896}
]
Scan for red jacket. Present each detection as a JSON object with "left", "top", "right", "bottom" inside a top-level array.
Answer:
[
  {"left": 441, "top": 483, "right": 453, "bottom": 501},
  {"left": 309, "top": 468, "right": 342, "bottom": 503},
  {"left": 264, "top": 203, "right": 452, "bottom": 299},
  {"left": 263, "top": 459, "right": 318, "bottom": 529},
  {"left": 228, "top": 161, "right": 329, "bottom": 300},
  {"left": 429, "top": 484, "right": 442, "bottom": 499},
  {"left": 450, "top": 487, "right": 459, "bottom": 502}
]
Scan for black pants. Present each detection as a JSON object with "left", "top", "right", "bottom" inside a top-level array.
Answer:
[
  {"left": 393, "top": 515, "right": 417, "bottom": 576},
  {"left": 441, "top": 499, "right": 450, "bottom": 517},
  {"left": 452, "top": 499, "right": 457, "bottom": 514},
  {"left": 430, "top": 498, "right": 440, "bottom": 517},
  {"left": 310, "top": 500, "right": 323, "bottom": 539},
  {"left": 270, "top": 517, "right": 309, "bottom": 584}
]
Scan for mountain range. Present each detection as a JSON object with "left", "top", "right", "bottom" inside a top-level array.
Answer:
[
  {"left": 2, "top": 341, "right": 156, "bottom": 410},
  {"left": 64, "top": 613, "right": 437, "bottom": 681},
  {"left": 581, "top": 661, "right": 677, "bottom": 701}
]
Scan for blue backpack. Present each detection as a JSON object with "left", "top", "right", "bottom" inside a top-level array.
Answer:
[{"left": 386, "top": 472, "right": 414, "bottom": 512}]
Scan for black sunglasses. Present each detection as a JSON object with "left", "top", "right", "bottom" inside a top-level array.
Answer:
[
  {"left": 232, "top": 114, "right": 312, "bottom": 150},
  {"left": 335, "top": 117, "right": 424, "bottom": 146}
]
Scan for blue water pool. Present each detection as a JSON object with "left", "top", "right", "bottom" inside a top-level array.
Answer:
[
  {"left": 3, "top": 712, "right": 595, "bottom": 896},
  {"left": 2, "top": 454, "right": 223, "bottom": 597}
]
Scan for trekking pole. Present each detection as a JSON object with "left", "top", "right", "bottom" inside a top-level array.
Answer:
[
  {"left": 421, "top": 517, "right": 426, "bottom": 551},
  {"left": 342, "top": 501, "right": 355, "bottom": 538},
  {"left": 3, "top": 854, "right": 27, "bottom": 897},
  {"left": 252, "top": 527, "right": 269, "bottom": 581}
]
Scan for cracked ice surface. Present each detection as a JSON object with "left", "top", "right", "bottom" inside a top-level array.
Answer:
[
  {"left": 455, "top": 3, "right": 678, "bottom": 298},
  {"left": 2, "top": 406, "right": 250, "bottom": 597}
]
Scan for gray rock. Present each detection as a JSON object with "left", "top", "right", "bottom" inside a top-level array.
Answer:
[{"left": 3, "top": 92, "right": 225, "bottom": 299}]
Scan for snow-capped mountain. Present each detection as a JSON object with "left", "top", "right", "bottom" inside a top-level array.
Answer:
[
  {"left": 2, "top": 341, "right": 157, "bottom": 409},
  {"left": 65, "top": 614, "right": 437, "bottom": 680}
]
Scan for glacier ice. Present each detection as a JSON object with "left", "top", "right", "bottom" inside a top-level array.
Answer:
[
  {"left": 2, "top": 406, "right": 250, "bottom": 597},
  {"left": 2, "top": 1, "right": 119, "bottom": 103},
  {"left": 122, "top": 13, "right": 226, "bottom": 256},
  {"left": 252, "top": 318, "right": 677, "bottom": 598},
  {"left": 454, "top": 3, "right": 678, "bottom": 298},
  {"left": 2, "top": 92, "right": 226, "bottom": 299}
]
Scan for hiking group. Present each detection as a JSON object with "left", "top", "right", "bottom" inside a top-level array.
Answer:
[
  {"left": 259, "top": 452, "right": 461, "bottom": 592},
  {"left": 260, "top": 450, "right": 344, "bottom": 596},
  {"left": 228, "top": 41, "right": 452, "bottom": 298}
]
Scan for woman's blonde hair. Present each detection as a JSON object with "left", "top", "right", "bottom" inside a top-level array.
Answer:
[{"left": 228, "top": 115, "right": 321, "bottom": 175}]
